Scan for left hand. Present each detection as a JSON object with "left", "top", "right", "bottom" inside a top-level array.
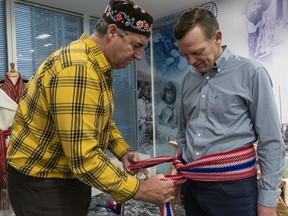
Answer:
[
  {"left": 257, "top": 204, "right": 277, "bottom": 216},
  {"left": 121, "top": 151, "right": 151, "bottom": 179}
]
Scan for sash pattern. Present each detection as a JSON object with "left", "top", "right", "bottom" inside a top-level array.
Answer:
[{"left": 129, "top": 145, "right": 257, "bottom": 216}]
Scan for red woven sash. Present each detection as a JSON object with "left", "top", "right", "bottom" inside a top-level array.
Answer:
[
  {"left": 129, "top": 145, "right": 257, "bottom": 216},
  {"left": 0, "top": 129, "right": 10, "bottom": 210}
]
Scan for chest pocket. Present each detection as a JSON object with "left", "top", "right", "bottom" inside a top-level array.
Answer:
[{"left": 207, "top": 93, "right": 245, "bottom": 125}]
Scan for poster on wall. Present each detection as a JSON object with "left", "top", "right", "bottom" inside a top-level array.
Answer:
[
  {"left": 151, "top": 1, "right": 219, "bottom": 174},
  {"left": 136, "top": 1, "right": 218, "bottom": 173},
  {"left": 243, "top": 0, "right": 288, "bottom": 136},
  {"left": 244, "top": 0, "right": 288, "bottom": 63},
  {"left": 136, "top": 14, "right": 189, "bottom": 164},
  {"left": 137, "top": 0, "right": 288, "bottom": 173},
  {"left": 152, "top": 16, "right": 190, "bottom": 173},
  {"left": 137, "top": 40, "right": 154, "bottom": 158}
]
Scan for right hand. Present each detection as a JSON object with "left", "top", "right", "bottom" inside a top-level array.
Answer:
[{"left": 133, "top": 174, "right": 175, "bottom": 204}]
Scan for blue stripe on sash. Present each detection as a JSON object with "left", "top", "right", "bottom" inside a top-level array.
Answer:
[
  {"left": 182, "top": 158, "right": 256, "bottom": 173},
  {"left": 165, "top": 202, "right": 172, "bottom": 216}
]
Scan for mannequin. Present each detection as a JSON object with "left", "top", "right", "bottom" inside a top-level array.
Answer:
[
  {"left": 6, "top": 62, "right": 20, "bottom": 85},
  {"left": 0, "top": 63, "right": 20, "bottom": 211},
  {"left": 1, "top": 62, "right": 25, "bottom": 104}
]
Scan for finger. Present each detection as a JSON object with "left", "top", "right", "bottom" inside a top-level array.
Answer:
[
  {"left": 135, "top": 168, "right": 150, "bottom": 179},
  {"left": 165, "top": 179, "right": 176, "bottom": 188},
  {"left": 132, "top": 152, "right": 140, "bottom": 163},
  {"left": 163, "top": 187, "right": 176, "bottom": 198},
  {"left": 142, "top": 169, "right": 151, "bottom": 178},
  {"left": 169, "top": 187, "right": 176, "bottom": 195},
  {"left": 161, "top": 195, "right": 175, "bottom": 204},
  {"left": 175, "top": 193, "right": 183, "bottom": 206},
  {"left": 126, "top": 169, "right": 136, "bottom": 176},
  {"left": 125, "top": 166, "right": 132, "bottom": 172},
  {"left": 128, "top": 167, "right": 140, "bottom": 174},
  {"left": 135, "top": 171, "right": 142, "bottom": 179}
]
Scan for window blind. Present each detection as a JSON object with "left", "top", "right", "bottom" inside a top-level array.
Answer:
[
  {"left": 112, "top": 64, "right": 138, "bottom": 151},
  {"left": 14, "top": 3, "right": 83, "bottom": 80},
  {"left": 0, "top": 0, "right": 7, "bottom": 80},
  {"left": 89, "top": 17, "right": 98, "bottom": 34}
]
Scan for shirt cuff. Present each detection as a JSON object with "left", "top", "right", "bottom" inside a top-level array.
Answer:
[
  {"left": 110, "top": 175, "right": 140, "bottom": 203},
  {"left": 257, "top": 186, "right": 282, "bottom": 207}
]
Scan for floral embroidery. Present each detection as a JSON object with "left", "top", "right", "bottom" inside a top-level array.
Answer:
[
  {"left": 105, "top": 4, "right": 151, "bottom": 33},
  {"left": 143, "top": 23, "right": 150, "bottom": 30},
  {"left": 115, "top": 13, "right": 123, "bottom": 22},
  {"left": 136, "top": 20, "right": 144, "bottom": 29}
]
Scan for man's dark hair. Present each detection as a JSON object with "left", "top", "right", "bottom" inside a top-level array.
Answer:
[{"left": 174, "top": 7, "right": 219, "bottom": 40}]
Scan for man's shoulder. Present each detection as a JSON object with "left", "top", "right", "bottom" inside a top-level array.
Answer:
[{"left": 229, "top": 54, "right": 265, "bottom": 71}]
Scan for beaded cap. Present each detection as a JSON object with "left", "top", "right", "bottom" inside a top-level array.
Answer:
[{"left": 102, "top": 0, "right": 153, "bottom": 37}]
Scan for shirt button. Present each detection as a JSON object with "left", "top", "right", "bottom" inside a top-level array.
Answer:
[
  {"left": 195, "top": 152, "right": 200, "bottom": 156},
  {"left": 206, "top": 76, "right": 210, "bottom": 80},
  {"left": 201, "top": 94, "right": 205, "bottom": 98},
  {"left": 197, "top": 133, "right": 201, "bottom": 137},
  {"left": 218, "top": 69, "right": 221, "bottom": 72}
]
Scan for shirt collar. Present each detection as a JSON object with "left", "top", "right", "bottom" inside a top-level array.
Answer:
[
  {"left": 79, "top": 33, "right": 112, "bottom": 75},
  {"left": 214, "top": 45, "right": 231, "bottom": 73}
]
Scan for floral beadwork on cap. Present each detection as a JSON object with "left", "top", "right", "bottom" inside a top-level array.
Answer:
[
  {"left": 102, "top": 0, "right": 153, "bottom": 36},
  {"left": 104, "top": 4, "right": 151, "bottom": 33}
]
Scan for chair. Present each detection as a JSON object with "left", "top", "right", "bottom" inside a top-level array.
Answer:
[{"left": 167, "top": 140, "right": 180, "bottom": 215}]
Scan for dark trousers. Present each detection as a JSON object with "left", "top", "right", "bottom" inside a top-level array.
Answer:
[
  {"left": 181, "top": 175, "right": 258, "bottom": 216},
  {"left": 7, "top": 165, "right": 91, "bottom": 216}
]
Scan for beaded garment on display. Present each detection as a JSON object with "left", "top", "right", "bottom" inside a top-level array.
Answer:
[{"left": 201, "top": 1, "right": 218, "bottom": 17}]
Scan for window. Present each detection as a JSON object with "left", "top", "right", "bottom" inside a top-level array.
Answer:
[
  {"left": 14, "top": 3, "right": 83, "bottom": 79},
  {"left": 89, "top": 18, "right": 138, "bottom": 151},
  {"left": 112, "top": 63, "right": 138, "bottom": 151},
  {"left": 0, "top": 0, "right": 7, "bottom": 78},
  {"left": 89, "top": 17, "right": 98, "bottom": 34}
]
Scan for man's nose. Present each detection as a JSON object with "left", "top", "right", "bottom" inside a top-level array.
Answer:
[{"left": 133, "top": 49, "right": 143, "bottom": 60}]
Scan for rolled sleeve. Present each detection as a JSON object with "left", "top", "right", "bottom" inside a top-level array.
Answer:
[{"left": 257, "top": 187, "right": 282, "bottom": 207}]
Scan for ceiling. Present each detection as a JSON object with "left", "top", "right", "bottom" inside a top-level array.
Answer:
[{"left": 19, "top": 0, "right": 208, "bottom": 19}]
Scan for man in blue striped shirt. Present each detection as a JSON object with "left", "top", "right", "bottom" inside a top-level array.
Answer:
[{"left": 174, "top": 7, "right": 285, "bottom": 216}]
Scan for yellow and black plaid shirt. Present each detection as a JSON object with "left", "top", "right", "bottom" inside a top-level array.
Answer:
[{"left": 7, "top": 34, "right": 139, "bottom": 203}]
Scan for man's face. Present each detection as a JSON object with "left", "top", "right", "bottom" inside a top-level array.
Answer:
[
  {"left": 176, "top": 26, "right": 220, "bottom": 73},
  {"left": 247, "top": 0, "right": 262, "bottom": 24},
  {"left": 108, "top": 28, "right": 149, "bottom": 69},
  {"left": 166, "top": 90, "right": 175, "bottom": 104},
  {"left": 143, "top": 85, "right": 151, "bottom": 100}
]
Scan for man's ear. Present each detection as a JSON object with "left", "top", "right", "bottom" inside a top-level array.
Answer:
[
  {"left": 214, "top": 30, "right": 222, "bottom": 46},
  {"left": 107, "top": 24, "right": 118, "bottom": 40}
]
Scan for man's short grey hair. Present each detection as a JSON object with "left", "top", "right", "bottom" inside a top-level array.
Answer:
[{"left": 94, "top": 18, "right": 131, "bottom": 37}]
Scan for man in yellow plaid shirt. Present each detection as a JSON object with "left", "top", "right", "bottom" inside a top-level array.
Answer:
[{"left": 6, "top": 1, "right": 175, "bottom": 215}]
